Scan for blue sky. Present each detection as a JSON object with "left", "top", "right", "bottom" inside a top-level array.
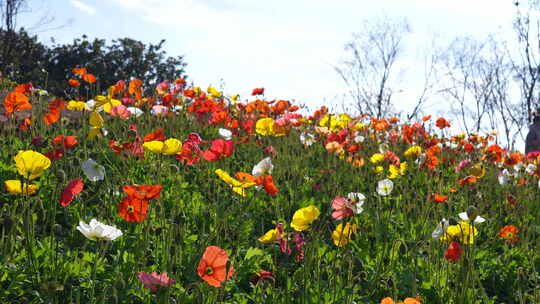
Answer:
[{"left": 19, "top": 0, "right": 517, "bottom": 114}]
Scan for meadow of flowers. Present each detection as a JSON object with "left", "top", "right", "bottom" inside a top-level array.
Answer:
[{"left": 0, "top": 69, "right": 539, "bottom": 303}]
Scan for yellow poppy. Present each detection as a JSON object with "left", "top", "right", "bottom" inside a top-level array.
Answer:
[
  {"left": 215, "top": 169, "right": 256, "bottom": 196},
  {"left": 291, "top": 205, "right": 320, "bottom": 231},
  {"left": 258, "top": 228, "right": 278, "bottom": 244},
  {"left": 4, "top": 180, "right": 38, "bottom": 195},
  {"left": 13, "top": 150, "right": 51, "bottom": 180},
  {"left": 332, "top": 223, "right": 357, "bottom": 247}
]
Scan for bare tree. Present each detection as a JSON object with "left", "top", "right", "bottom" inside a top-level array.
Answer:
[{"left": 334, "top": 16, "right": 411, "bottom": 118}]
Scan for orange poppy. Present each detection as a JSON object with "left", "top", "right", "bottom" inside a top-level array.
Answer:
[
  {"left": 118, "top": 197, "right": 149, "bottom": 222},
  {"left": 251, "top": 87, "right": 264, "bottom": 95},
  {"left": 44, "top": 98, "right": 66, "bottom": 125},
  {"left": 422, "top": 115, "right": 431, "bottom": 121},
  {"left": 128, "top": 79, "right": 143, "bottom": 100},
  {"left": 458, "top": 175, "right": 477, "bottom": 186},
  {"left": 82, "top": 73, "right": 96, "bottom": 84},
  {"left": 123, "top": 185, "right": 162, "bottom": 200},
  {"left": 498, "top": 225, "right": 519, "bottom": 243},
  {"left": 72, "top": 67, "right": 87, "bottom": 76},
  {"left": 197, "top": 246, "right": 234, "bottom": 287},
  {"left": 433, "top": 193, "right": 448, "bottom": 203},
  {"left": 68, "top": 79, "right": 81, "bottom": 87},
  {"left": 3, "top": 91, "right": 32, "bottom": 114}
]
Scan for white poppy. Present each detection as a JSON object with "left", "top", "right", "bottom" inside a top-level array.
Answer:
[
  {"left": 525, "top": 163, "right": 536, "bottom": 174},
  {"left": 347, "top": 192, "right": 365, "bottom": 214},
  {"left": 498, "top": 169, "right": 509, "bottom": 185},
  {"left": 252, "top": 157, "right": 273, "bottom": 176},
  {"left": 432, "top": 218, "right": 450, "bottom": 239},
  {"left": 458, "top": 211, "right": 486, "bottom": 224},
  {"left": 82, "top": 158, "right": 106, "bottom": 182},
  {"left": 127, "top": 107, "right": 144, "bottom": 117},
  {"left": 77, "top": 219, "right": 122, "bottom": 241},
  {"left": 376, "top": 179, "right": 393, "bottom": 196},
  {"left": 218, "top": 128, "right": 232, "bottom": 140},
  {"left": 299, "top": 132, "right": 315, "bottom": 147},
  {"left": 353, "top": 135, "right": 365, "bottom": 143}
]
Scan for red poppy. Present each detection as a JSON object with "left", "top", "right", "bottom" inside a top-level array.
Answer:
[
  {"left": 118, "top": 197, "right": 149, "bottom": 222},
  {"left": 197, "top": 246, "right": 235, "bottom": 287},
  {"left": 251, "top": 87, "right": 264, "bottom": 95},
  {"left": 422, "top": 115, "right": 432, "bottom": 121},
  {"left": 123, "top": 185, "right": 162, "bottom": 200},
  {"left": 52, "top": 135, "right": 78, "bottom": 150},
  {"left": 60, "top": 178, "right": 84, "bottom": 207},
  {"left": 202, "top": 139, "right": 234, "bottom": 161},
  {"left": 435, "top": 117, "right": 451, "bottom": 129},
  {"left": 143, "top": 128, "right": 166, "bottom": 142},
  {"left": 444, "top": 241, "right": 462, "bottom": 263}
]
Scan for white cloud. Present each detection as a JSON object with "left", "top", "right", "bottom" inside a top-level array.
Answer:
[{"left": 70, "top": 0, "right": 96, "bottom": 15}]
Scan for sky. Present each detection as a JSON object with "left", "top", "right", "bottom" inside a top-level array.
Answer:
[{"left": 18, "top": 0, "right": 518, "bottom": 115}]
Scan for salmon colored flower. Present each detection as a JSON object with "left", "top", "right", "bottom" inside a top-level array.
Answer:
[
  {"left": 118, "top": 197, "right": 149, "bottom": 222},
  {"left": 498, "top": 225, "right": 519, "bottom": 244},
  {"left": 137, "top": 272, "right": 176, "bottom": 292},
  {"left": 432, "top": 193, "right": 448, "bottom": 203},
  {"left": 331, "top": 196, "right": 354, "bottom": 220},
  {"left": 72, "top": 67, "right": 87, "bottom": 76},
  {"left": 82, "top": 73, "right": 96, "bottom": 84},
  {"left": 14, "top": 150, "right": 51, "bottom": 179},
  {"left": 123, "top": 185, "right": 162, "bottom": 200},
  {"left": 197, "top": 246, "right": 235, "bottom": 287},
  {"left": 4, "top": 180, "right": 38, "bottom": 195},
  {"left": 202, "top": 139, "right": 234, "bottom": 161},
  {"left": 381, "top": 297, "right": 421, "bottom": 304}
]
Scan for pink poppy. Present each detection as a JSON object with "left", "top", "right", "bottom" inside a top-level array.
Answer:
[
  {"left": 331, "top": 196, "right": 354, "bottom": 220},
  {"left": 110, "top": 105, "right": 130, "bottom": 119},
  {"left": 137, "top": 271, "right": 176, "bottom": 292},
  {"left": 151, "top": 105, "right": 169, "bottom": 116}
]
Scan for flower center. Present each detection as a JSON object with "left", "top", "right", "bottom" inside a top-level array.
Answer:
[
  {"left": 127, "top": 205, "right": 135, "bottom": 213},
  {"left": 205, "top": 267, "right": 214, "bottom": 275}
]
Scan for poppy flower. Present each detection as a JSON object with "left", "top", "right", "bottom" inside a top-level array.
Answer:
[
  {"left": 444, "top": 241, "right": 462, "bottom": 263},
  {"left": 250, "top": 271, "right": 274, "bottom": 285},
  {"left": 258, "top": 227, "right": 278, "bottom": 243},
  {"left": 77, "top": 219, "right": 122, "bottom": 241},
  {"left": 197, "top": 246, "right": 235, "bottom": 287},
  {"left": 14, "top": 150, "right": 51, "bottom": 180},
  {"left": 3, "top": 91, "right": 32, "bottom": 114},
  {"left": 435, "top": 117, "right": 451, "bottom": 129},
  {"left": 381, "top": 297, "right": 421, "bottom": 304},
  {"left": 82, "top": 158, "right": 106, "bottom": 182},
  {"left": 432, "top": 193, "right": 448, "bottom": 203},
  {"left": 251, "top": 87, "right": 264, "bottom": 95},
  {"left": 4, "top": 180, "right": 38, "bottom": 195},
  {"left": 202, "top": 139, "right": 234, "bottom": 161},
  {"left": 143, "top": 128, "right": 166, "bottom": 142},
  {"left": 72, "top": 67, "right": 87, "bottom": 76},
  {"left": 59, "top": 178, "right": 84, "bottom": 207},
  {"left": 331, "top": 196, "right": 354, "bottom": 220},
  {"left": 118, "top": 196, "right": 149, "bottom": 222},
  {"left": 498, "top": 225, "right": 519, "bottom": 243},
  {"left": 44, "top": 98, "right": 66, "bottom": 125},
  {"left": 377, "top": 179, "right": 394, "bottom": 196},
  {"left": 137, "top": 272, "right": 176, "bottom": 292},
  {"left": 215, "top": 169, "right": 256, "bottom": 196},
  {"left": 290, "top": 205, "right": 320, "bottom": 231},
  {"left": 123, "top": 185, "right": 162, "bottom": 200},
  {"left": 82, "top": 73, "right": 96, "bottom": 84},
  {"left": 68, "top": 79, "right": 80, "bottom": 87},
  {"left": 332, "top": 223, "right": 357, "bottom": 247}
]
